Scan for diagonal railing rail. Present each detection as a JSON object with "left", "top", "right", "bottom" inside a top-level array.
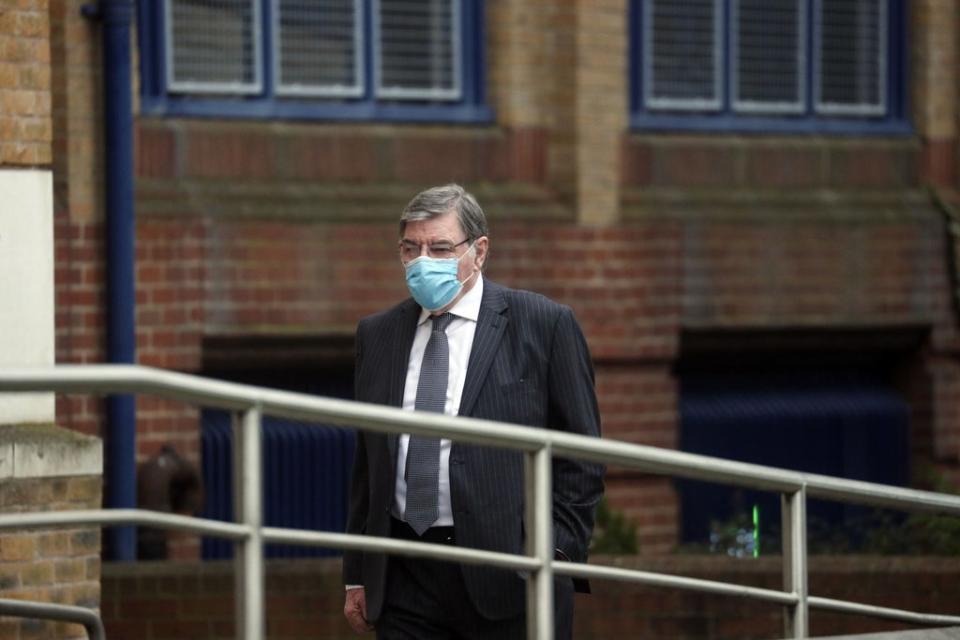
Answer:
[
  {"left": 0, "top": 597, "right": 106, "bottom": 640},
  {"left": 2, "top": 364, "right": 960, "bottom": 639}
]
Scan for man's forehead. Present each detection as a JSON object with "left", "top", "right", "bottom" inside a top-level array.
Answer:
[{"left": 402, "top": 212, "right": 462, "bottom": 239}]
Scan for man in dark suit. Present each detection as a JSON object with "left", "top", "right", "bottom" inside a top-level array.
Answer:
[{"left": 343, "top": 184, "right": 604, "bottom": 639}]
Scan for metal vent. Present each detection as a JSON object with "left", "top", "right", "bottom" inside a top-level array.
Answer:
[
  {"left": 166, "top": 0, "right": 261, "bottom": 94},
  {"left": 733, "top": 0, "right": 805, "bottom": 113},
  {"left": 275, "top": 0, "right": 364, "bottom": 97},
  {"left": 815, "top": 0, "right": 886, "bottom": 116},
  {"left": 644, "top": 0, "right": 722, "bottom": 111},
  {"left": 375, "top": 0, "right": 461, "bottom": 101}
]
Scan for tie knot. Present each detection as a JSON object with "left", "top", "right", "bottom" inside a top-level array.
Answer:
[{"left": 431, "top": 313, "right": 455, "bottom": 332}]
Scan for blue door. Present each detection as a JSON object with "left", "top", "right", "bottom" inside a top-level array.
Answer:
[{"left": 679, "top": 372, "right": 910, "bottom": 553}]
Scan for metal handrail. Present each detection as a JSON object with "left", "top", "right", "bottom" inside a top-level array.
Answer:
[
  {"left": 0, "top": 598, "right": 106, "bottom": 640},
  {"left": 2, "top": 364, "right": 960, "bottom": 640}
]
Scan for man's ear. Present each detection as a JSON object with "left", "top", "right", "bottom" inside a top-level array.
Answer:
[{"left": 474, "top": 236, "right": 489, "bottom": 270}]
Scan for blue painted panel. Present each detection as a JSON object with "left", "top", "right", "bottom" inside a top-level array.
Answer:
[
  {"left": 137, "top": 0, "right": 491, "bottom": 124},
  {"left": 630, "top": 0, "right": 910, "bottom": 135},
  {"left": 201, "top": 411, "right": 356, "bottom": 560},
  {"left": 678, "top": 373, "right": 910, "bottom": 549},
  {"left": 139, "top": 96, "right": 495, "bottom": 124}
]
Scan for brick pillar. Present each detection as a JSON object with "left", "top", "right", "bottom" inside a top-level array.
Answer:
[
  {"left": 913, "top": 0, "right": 958, "bottom": 186},
  {"left": 490, "top": 0, "right": 628, "bottom": 219},
  {"left": 50, "top": 0, "right": 103, "bottom": 224},
  {"left": 486, "top": 0, "right": 557, "bottom": 188},
  {"left": 0, "top": 426, "right": 103, "bottom": 640},
  {"left": 49, "top": 0, "right": 107, "bottom": 440},
  {"left": 574, "top": 0, "right": 628, "bottom": 225},
  {"left": 930, "top": 354, "right": 960, "bottom": 475},
  {"left": 1, "top": 4, "right": 105, "bottom": 638},
  {"left": 1, "top": 2, "right": 55, "bottom": 419},
  {"left": 0, "top": 1, "right": 52, "bottom": 166},
  {"left": 487, "top": 0, "right": 548, "bottom": 129}
]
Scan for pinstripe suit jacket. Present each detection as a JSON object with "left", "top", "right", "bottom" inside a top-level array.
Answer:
[{"left": 343, "top": 280, "right": 605, "bottom": 622}]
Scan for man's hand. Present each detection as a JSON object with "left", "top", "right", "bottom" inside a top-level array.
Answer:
[{"left": 344, "top": 587, "right": 374, "bottom": 633}]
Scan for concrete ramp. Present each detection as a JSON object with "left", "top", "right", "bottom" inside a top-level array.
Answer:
[{"left": 812, "top": 628, "right": 960, "bottom": 640}]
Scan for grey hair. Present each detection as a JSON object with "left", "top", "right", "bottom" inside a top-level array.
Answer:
[{"left": 399, "top": 184, "right": 488, "bottom": 242}]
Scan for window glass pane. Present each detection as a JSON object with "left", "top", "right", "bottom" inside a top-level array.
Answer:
[
  {"left": 817, "top": 0, "right": 885, "bottom": 115},
  {"left": 376, "top": 0, "right": 461, "bottom": 100},
  {"left": 276, "top": 0, "right": 362, "bottom": 96},
  {"left": 167, "top": 0, "right": 260, "bottom": 93},
  {"left": 645, "top": 0, "right": 721, "bottom": 110},
  {"left": 734, "top": 0, "right": 803, "bottom": 113}
]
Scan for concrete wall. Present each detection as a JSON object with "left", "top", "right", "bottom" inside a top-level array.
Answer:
[{"left": 0, "top": 169, "right": 55, "bottom": 423}]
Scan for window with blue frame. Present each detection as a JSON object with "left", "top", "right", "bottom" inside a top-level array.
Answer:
[
  {"left": 630, "top": 0, "right": 909, "bottom": 133},
  {"left": 138, "top": 0, "right": 492, "bottom": 123}
]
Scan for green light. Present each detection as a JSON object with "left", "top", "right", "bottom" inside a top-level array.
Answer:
[{"left": 752, "top": 505, "right": 760, "bottom": 558}]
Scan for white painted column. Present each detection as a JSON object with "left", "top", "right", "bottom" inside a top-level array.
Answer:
[{"left": 0, "top": 169, "right": 56, "bottom": 424}]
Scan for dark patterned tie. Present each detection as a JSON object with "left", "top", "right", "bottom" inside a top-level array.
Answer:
[{"left": 404, "top": 313, "right": 455, "bottom": 535}]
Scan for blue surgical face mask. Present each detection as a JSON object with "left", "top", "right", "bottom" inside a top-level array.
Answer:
[{"left": 404, "top": 245, "right": 477, "bottom": 311}]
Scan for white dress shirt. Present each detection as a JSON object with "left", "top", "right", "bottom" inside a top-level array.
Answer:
[{"left": 392, "top": 275, "right": 484, "bottom": 526}]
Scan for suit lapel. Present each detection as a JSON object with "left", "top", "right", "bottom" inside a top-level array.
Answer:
[
  {"left": 387, "top": 299, "right": 420, "bottom": 461},
  {"left": 459, "top": 281, "right": 508, "bottom": 417}
]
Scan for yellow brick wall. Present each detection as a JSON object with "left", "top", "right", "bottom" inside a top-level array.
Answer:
[
  {"left": 0, "top": 0, "right": 52, "bottom": 166},
  {"left": 487, "top": 0, "right": 549, "bottom": 128},
  {"left": 0, "top": 475, "right": 102, "bottom": 640},
  {"left": 487, "top": 0, "right": 627, "bottom": 221},
  {"left": 574, "top": 0, "right": 627, "bottom": 225},
  {"left": 546, "top": 0, "right": 579, "bottom": 195},
  {"left": 911, "top": 0, "right": 957, "bottom": 140},
  {"left": 49, "top": 0, "right": 102, "bottom": 223}
]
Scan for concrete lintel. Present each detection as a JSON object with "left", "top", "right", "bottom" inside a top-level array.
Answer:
[{"left": 0, "top": 423, "right": 102, "bottom": 479}]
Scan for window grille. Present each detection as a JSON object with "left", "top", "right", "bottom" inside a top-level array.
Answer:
[
  {"left": 815, "top": 0, "right": 886, "bottom": 115},
  {"left": 644, "top": 0, "right": 722, "bottom": 111},
  {"left": 274, "top": 0, "right": 363, "bottom": 97},
  {"left": 732, "top": 0, "right": 805, "bottom": 114},
  {"left": 165, "top": 0, "right": 262, "bottom": 94},
  {"left": 374, "top": 0, "right": 462, "bottom": 101}
]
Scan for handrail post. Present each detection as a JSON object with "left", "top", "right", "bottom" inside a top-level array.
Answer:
[
  {"left": 234, "top": 406, "right": 265, "bottom": 640},
  {"left": 782, "top": 486, "right": 809, "bottom": 638},
  {"left": 525, "top": 444, "right": 553, "bottom": 640}
]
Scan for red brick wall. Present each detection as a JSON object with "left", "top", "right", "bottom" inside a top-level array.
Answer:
[
  {"left": 622, "top": 137, "right": 919, "bottom": 190},
  {"left": 100, "top": 556, "right": 960, "bottom": 640},
  {"left": 51, "top": 180, "right": 960, "bottom": 555},
  {"left": 96, "top": 187, "right": 957, "bottom": 553},
  {"left": 30, "top": 15, "right": 960, "bottom": 640},
  {"left": 54, "top": 218, "right": 105, "bottom": 438},
  {"left": 678, "top": 220, "right": 946, "bottom": 326},
  {"left": 136, "top": 120, "right": 550, "bottom": 188},
  {"left": 136, "top": 219, "right": 205, "bottom": 371},
  {"left": 47, "top": 1, "right": 960, "bottom": 567}
]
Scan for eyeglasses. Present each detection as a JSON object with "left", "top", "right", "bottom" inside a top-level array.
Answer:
[{"left": 399, "top": 238, "right": 470, "bottom": 263}]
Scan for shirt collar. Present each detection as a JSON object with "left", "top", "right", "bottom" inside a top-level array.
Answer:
[{"left": 418, "top": 274, "right": 484, "bottom": 326}]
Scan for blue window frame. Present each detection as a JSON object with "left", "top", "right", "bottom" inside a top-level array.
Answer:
[
  {"left": 138, "top": 0, "right": 492, "bottom": 123},
  {"left": 630, "top": 0, "right": 910, "bottom": 134}
]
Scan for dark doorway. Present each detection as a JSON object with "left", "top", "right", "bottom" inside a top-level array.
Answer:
[
  {"left": 200, "top": 335, "right": 356, "bottom": 559},
  {"left": 676, "top": 327, "right": 924, "bottom": 554}
]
